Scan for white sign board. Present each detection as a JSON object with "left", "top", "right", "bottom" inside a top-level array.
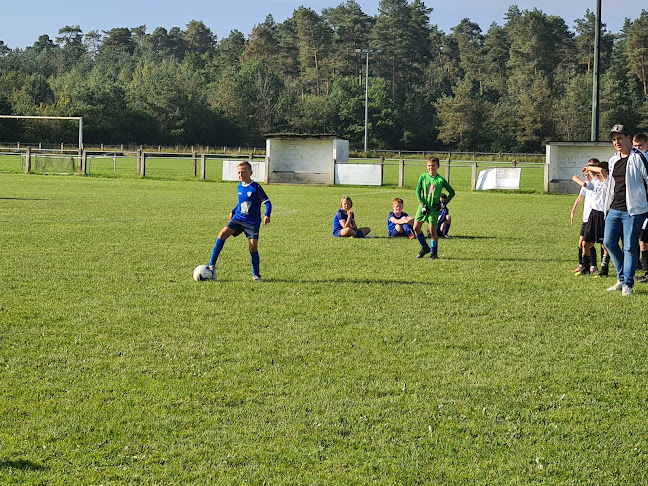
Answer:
[
  {"left": 334, "top": 164, "right": 382, "bottom": 186},
  {"left": 476, "top": 168, "right": 521, "bottom": 190},
  {"left": 222, "top": 160, "right": 267, "bottom": 182}
]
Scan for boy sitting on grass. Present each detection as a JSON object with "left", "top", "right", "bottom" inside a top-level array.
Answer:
[
  {"left": 332, "top": 196, "right": 371, "bottom": 238},
  {"left": 387, "top": 197, "right": 415, "bottom": 238}
]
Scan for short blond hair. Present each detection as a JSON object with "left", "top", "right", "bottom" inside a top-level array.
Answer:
[
  {"left": 340, "top": 196, "right": 352, "bottom": 208},
  {"left": 392, "top": 197, "right": 404, "bottom": 205},
  {"left": 237, "top": 161, "right": 252, "bottom": 171}
]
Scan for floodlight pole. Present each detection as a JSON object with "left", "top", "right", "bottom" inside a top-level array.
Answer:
[
  {"left": 355, "top": 49, "right": 381, "bottom": 153},
  {"left": 591, "top": 0, "right": 601, "bottom": 141}
]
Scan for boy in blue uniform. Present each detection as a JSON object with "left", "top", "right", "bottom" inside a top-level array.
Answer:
[
  {"left": 414, "top": 157, "right": 455, "bottom": 259},
  {"left": 332, "top": 196, "right": 371, "bottom": 238},
  {"left": 436, "top": 193, "right": 451, "bottom": 238},
  {"left": 387, "top": 197, "right": 415, "bottom": 238},
  {"left": 208, "top": 161, "right": 272, "bottom": 281}
]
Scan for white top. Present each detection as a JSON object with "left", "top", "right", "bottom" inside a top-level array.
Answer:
[
  {"left": 590, "top": 177, "right": 607, "bottom": 212},
  {"left": 580, "top": 185, "right": 592, "bottom": 222}
]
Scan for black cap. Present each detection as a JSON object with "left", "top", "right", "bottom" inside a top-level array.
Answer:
[{"left": 610, "top": 124, "right": 629, "bottom": 135}]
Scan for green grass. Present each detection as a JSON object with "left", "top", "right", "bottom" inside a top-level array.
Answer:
[{"left": 1, "top": 174, "right": 647, "bottom": 484}]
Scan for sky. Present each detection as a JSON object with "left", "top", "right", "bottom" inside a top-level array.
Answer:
[{"left": 1, "top": 0, "right": 646, "bottom": 50}]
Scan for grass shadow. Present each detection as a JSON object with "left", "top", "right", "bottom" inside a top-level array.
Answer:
[
  {"left": 251, "top": 278, "right": 424, "bottom": 285},
  {"left": 0, "top": 197, "right": 46, "bottom": 201},
  {"left": 440, "top": 235, "right": 496, "bottom": 240},
  {"left": 0, "top": 459, "right": 47, "bottom": 471}
]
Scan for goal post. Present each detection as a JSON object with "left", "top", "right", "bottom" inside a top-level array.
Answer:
[{"left": 0, "top": 115, "right": 83, "bottom": 149}]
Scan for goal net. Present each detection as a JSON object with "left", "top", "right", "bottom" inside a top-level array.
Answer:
[{"left": 23, "top": 153, "right": 80, "bottom": 174}]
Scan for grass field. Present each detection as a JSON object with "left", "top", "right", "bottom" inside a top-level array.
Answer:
[{"left": 1, "top": 173, "right": 647, "bottom": 484}]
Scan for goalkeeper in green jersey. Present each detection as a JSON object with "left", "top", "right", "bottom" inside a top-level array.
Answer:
[{"left": 413, "top": 156, "right": 455, "bottom": 259}]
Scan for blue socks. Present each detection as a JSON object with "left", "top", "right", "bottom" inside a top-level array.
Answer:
[
  {"left": 416, "top": 233, "right": 429, "bottom": 248},
  {"left": 210, "top": 238, "right": 261, "bottom": 277},
  {"left": 209, "top": 238, "right": 260, "bottom": 276},
  {"left": 250, "top": 251, "right": 260, "bottom": 277},
  {"left": 209, "top": 238, "right": 225, "bottom": 266}
]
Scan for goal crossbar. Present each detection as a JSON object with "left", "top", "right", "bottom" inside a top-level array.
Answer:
[{"left": 0, "top": 115, "right": 83, "bottom": 149}]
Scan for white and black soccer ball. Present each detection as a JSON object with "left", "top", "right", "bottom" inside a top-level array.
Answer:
[{"left": 193, "top": 264, "right": 213, "bottom": 281}]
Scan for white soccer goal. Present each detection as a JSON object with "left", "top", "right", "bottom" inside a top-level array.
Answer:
[
  {"left": 22, "top": 152, "right": 79, "bottom": 174},
  {"left": 0, "top": 115, "right": 83, "bottom": 149}
]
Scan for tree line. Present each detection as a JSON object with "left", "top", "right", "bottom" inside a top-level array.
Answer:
[{"left": 0, "top": 1, "right": 647, "bottom": 153}]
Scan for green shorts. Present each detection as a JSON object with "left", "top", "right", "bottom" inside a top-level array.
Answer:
[{"left": 414, "top": 205, "right": 439, "bottom": 225}]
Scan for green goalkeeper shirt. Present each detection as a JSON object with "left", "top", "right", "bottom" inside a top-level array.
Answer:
[{"left": 416, "top": 173, "right": 455, "bottom": 208}]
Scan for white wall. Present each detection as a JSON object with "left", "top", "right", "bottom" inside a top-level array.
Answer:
[
  {"left": 266, "top": 137, "right": 348, "bottom": 184},
  {"left": 546, "top": 142, "right": 615, "bottom": 194},
  {"left": 335, "top": 164, "right": 382, "bottom": 185},
  {"left": 222, "top": 159, "right": 267, "bottom": 183}
]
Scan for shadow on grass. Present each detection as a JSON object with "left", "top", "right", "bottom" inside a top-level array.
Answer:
[
  {"left": 439, "top": 235, "right": 496, "bottom": 240},
  {"left": 0, "top": 197, "right": 45, "bottom": 201},
  {"left": 0, "top": 459, "right": 47, "bottom": 471},
  {"left": 336, "top": 235, "right": 497, "bottom": 240},
  {"left": 254, "top": 278, "right": 422, "bottom": 285}
]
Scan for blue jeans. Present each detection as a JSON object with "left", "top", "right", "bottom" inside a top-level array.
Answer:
[{"left": 603, "top": 209, "right": 646, "bottom": 288}]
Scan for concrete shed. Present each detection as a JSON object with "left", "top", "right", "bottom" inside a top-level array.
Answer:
[
  {"left": 545, "top": 142, "right": 616, "bottom": 194},
  {"left": 265, "top": 134, "right": 349, "bottom": 184}
]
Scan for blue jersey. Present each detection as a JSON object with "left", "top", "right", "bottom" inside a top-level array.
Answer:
[
  {"left": 387, "top": 211, "right": 409, "bottom": 234},
  {"left": 333, "top": 209, "right": 353, "bottom": 236},
  {"left": 231, "top": 181, "right": 271, "bottom": 226}
]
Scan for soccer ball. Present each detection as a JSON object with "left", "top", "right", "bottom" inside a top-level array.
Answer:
[{"left": 193, "top": 264, "right": 213, "bottom": 281}]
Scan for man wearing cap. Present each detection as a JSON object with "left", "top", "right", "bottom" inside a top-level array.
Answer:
[{"left": 601, "top": 124, "right": 648, "bottom": 296}]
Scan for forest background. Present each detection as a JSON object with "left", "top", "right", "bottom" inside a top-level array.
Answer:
[{"left": 0, "top": 0, "right": 647, "bottom": 153}]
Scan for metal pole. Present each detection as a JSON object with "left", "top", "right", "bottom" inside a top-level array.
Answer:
[
  {"left": 591, "top": 0, "right": 601, "bottom": 141},
  {"left": 356, "top": 49, "right": 380, "bottom": 153},
  {"left": 364, "top": 52, "right": 369, "bottom": 153},
  {"left": 79, "top": 117, "right": 83, "bottom": 149}
]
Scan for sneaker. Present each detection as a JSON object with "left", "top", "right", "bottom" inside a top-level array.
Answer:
[
  {"left": 209, "top": 265, "right": 216, "bottom": 280},
  {"left": 408, "top": 234, "right": 416, "bottom": 239},
  {"left": 252, "top": 275, "right": 263, "bottom": 282},
  {"left": 622, "top": 285, "right": 633, "bottom": 296},
  {"left": 607, "top": 281, "right": 623, "bottom": 292},
  {"left": 430, "top": 253, "right": 439, "bottom": 260},
  {"left": 575, "top": 268, "right": 590, "bottom": 276},
  {"left": 597, "top": 266, "right": 609, "bottom": 277},
  {"left": 443, "top": 234, "right": 451, "bottom": 239},
  {"left": 590, "top": 266, "right": 598, "bottom": 274},
  {"left": 637, "top": 274, "right": 648, "bottom": 283},
  {"left": 573, "top": 264, "right": 585, "bottom": 274},
  {"left": 416, "top": 247, "right": 430, "bottom": 258}
]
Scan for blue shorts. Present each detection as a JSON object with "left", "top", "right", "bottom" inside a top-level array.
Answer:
[
  {"left": 333, "top": 229, "right": 364, "bottom": 238},
  {"left": 226, "top": 220, "right": 260, "bottom": 239}
]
